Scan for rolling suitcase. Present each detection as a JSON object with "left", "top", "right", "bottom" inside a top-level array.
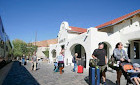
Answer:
[
  {"left": 89, "top": 67, "right": 100, "bottom": 85},
  {"left": 24, "top": 61, "right": 27, "bottom": 65},
  {"left": 77, "top": 60, "right": 83, "bottom": 73},
  {"left": 77, "top": 65, "right": 83, "bottom": 73}
]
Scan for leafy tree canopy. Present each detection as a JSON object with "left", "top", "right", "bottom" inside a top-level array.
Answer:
[{"left": 12, "top": 39, "right": 37, "bottom": 57}]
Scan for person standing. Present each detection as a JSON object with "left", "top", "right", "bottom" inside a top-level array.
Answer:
[
  {"left": 26, "top": 56, "right": 29, "bottom": 64},
  {"left": 31, "top": 53, "right": 37, "bottom": 71},
  {"left": 57, "top": 49, "right": 65, "bottom": 74},
  {"left": 92, "top": 42, "right": 107, "bottom": 85},
  {"left": 22, "top": 54, "right": 25, "bottom": 65},
  {"left": 113, "top": 42, "right": 130, "bottom": 85},
  {"left": 72, "top": 53, "right": 78, "bottom": 72}
]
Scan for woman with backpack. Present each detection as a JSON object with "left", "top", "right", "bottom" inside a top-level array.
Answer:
[
  {"left": 113, "top": 42, "right": 131, "bottom": 85},
  {"left": 72, "top": 53, "right": 78, "bottom": 72}
]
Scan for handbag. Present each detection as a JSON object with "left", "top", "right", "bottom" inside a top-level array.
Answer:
[
  {"left": 72, "top": 56, "right": 76, "bottom": 63},
  {"left": 89, "top": 58, "right": 100, "bottom": 67},
  {"left": 108, "top": 55, "right": 119, "bottom": 70}
]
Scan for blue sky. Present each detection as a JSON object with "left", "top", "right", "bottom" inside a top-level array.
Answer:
[{"left": 0, "top": 0, "right": 140, "bottom": 43}]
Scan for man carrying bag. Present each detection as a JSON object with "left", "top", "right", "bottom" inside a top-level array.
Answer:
[{"left": 92, "top": 42, "right": 107, "bottom": 85}]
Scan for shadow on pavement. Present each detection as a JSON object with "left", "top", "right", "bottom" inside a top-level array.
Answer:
[
  {"left": 84, "top": 76, "right": 89, "bottom": 84},
  {"left": 2, "top": 61, "right": 40, "bottom": 85},
  {"left": 107, "top": 69, "right": 116, "bottom": 73},
  {"left": 84, "top": 76, "right": 116, "bottom": 85},
  {"left": 106, "top": 79, "right": 116, "bottom": 85}
]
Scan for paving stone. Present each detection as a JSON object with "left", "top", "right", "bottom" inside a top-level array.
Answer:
[
  {"left": 25, "top": 62, "right": 132, "bottom": 85},
  {"left": 1, "top": 61, "right": 133, "bottom": 85}
]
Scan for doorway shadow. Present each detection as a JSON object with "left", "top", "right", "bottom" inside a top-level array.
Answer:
[{"left": 2, "top": 61, "right": 40, "bottom": 85}]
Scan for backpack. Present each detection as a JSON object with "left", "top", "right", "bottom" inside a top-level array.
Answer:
[
  {"left": 72, "top": 56, "right": 76, "bottom": 63},
  {"left": 89, "top": 58, "right": 100, "bottom": 67}
]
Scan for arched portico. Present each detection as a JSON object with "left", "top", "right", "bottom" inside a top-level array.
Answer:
[
  {"left": 70, "top": 43, "right": 87, "bottom": 68},
  {"left": 102, "top": 42, "right": 113, "bottom": 60},
  {"left": 51, "top": 49, "right": 57, "bottom": 62}
]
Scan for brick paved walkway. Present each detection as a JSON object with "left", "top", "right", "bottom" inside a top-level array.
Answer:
[
  {"left": 1, "top": 61, "right": 131, "bottom": 85},
  {"left": 25, "top": 61, "right": 128, "bottom": 85}
]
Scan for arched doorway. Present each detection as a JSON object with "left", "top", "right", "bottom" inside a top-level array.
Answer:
[
  {"left": 103, "top": 42, "right": 112, "bottom": 60},
  {"left": 70, "top": 44, "right": 86, "bottom": 68},
  {"left": 51, "top": 49, "right": 56, "bottom": 62}
]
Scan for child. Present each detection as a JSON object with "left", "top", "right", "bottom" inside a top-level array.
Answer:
[
  {"left": 128, "top": 63, "right": 140, "bottom": 85},
  {"left": 54, "top": 62, "right": 59, "bottom": 72}
]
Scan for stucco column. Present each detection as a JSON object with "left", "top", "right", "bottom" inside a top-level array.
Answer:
[
  {"left": 86, "top": 52, "right": 91, "bottom": 69},
  {"left": 130, "top": 41, "right": 135, "bottom": 59}
]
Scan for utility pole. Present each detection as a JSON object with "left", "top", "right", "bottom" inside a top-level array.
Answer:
[
  {"left": 35, "top": 32, "right": 37, "bottom": 45},
  {"left": 35, "top": 32, "right": 37, "bottom": 55}
]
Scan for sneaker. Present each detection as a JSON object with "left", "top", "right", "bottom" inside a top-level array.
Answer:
[
  {"left": 103, "top": 82, "right": 106, "bottom": 85},
  {"left": 62, "top": 70, "right": 64, "bottom": 72}
]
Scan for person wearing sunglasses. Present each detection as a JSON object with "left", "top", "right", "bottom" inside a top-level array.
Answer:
[{"left": 113, "top": 42, "right": 131, "bottom": 85}]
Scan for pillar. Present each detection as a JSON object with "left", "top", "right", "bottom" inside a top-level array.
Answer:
[{"left": 130, "top": 41, "right": 135, "bottom": 59}]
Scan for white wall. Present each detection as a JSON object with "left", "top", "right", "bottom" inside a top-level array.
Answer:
[
  {"left": 36, "top": 47, "right": 48, "bottom": 59},
  {"left": 113, "top": 15, "right": 140, "bottom": 34},
  {"left": 49, "top": 16, "right": 140, "bottom": 68},
  {"left": 67, "top": 32, "right": 79, "bottom": 40}
]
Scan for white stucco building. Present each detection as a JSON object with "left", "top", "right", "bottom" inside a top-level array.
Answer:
[
  {"left": 32, "top": 39, "right": 58, "bottom": 59},
  {"left": 49, "top": 9, "right": 140, "bottom": 69}
]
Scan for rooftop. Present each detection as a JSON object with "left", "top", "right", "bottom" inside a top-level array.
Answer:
[
  {"left": 32, "top": 38, "right": 58, "bottom": 47},
  {"left": 69, "top": 26, "right": 87, "bottom": 33},
  {"left": 95, "top": 9, "right": 140, "bottom": 29}
]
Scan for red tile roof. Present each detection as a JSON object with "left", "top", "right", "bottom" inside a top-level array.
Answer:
[
  {"left": 95, "top": 9, "right": 140, "bottom": 29},
  {"left": 32, "top": 38, "right": 58, "bottom": 47},
  {"left": 69, "top": 26, "right": 87, "bottom": 33}
]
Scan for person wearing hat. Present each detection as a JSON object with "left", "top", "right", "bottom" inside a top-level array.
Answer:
[{"left": 92, "top": 42, "right": 107, "bottom": 85}]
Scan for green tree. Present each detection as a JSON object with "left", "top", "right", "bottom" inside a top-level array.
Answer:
[
  {"left": 12, "top": 39, "right": 37, "bottom": 57},
  {"left": 43, "top": 48, "right": 49, "bottom": 58},
  {"left": 26, "top": 43, "right": 37, "bottom": 56},
  {"left": 12, "top": 39, "right": 27, "bottom": 57}
]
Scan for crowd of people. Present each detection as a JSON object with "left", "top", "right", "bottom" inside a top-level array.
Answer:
[
  {"left": 91, "top": 42, "right": 140, "bottom": 85},
  {"left": 54, "top": 42, "right": 140, "bottom": 85},
  {"left": 19, "top": 42, "right": 140, "bottom": 85},
  {"left": 20, "top": 53, "right": 38, "bottom": 71}
]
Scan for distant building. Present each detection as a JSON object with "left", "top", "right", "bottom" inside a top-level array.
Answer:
[
  {"left": 32, "top": 38, "right": 57, "bottom": 59},
  {"left": 49, "top": 9, "right": 140, "bottom": 69}
]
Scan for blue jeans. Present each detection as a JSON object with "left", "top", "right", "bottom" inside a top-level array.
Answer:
[
  {"left": 73, "top": 63, "right": 77, "bottom": 72},
  {"left": 22, "top": 59, "right": 25, "bottom": 65}
]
